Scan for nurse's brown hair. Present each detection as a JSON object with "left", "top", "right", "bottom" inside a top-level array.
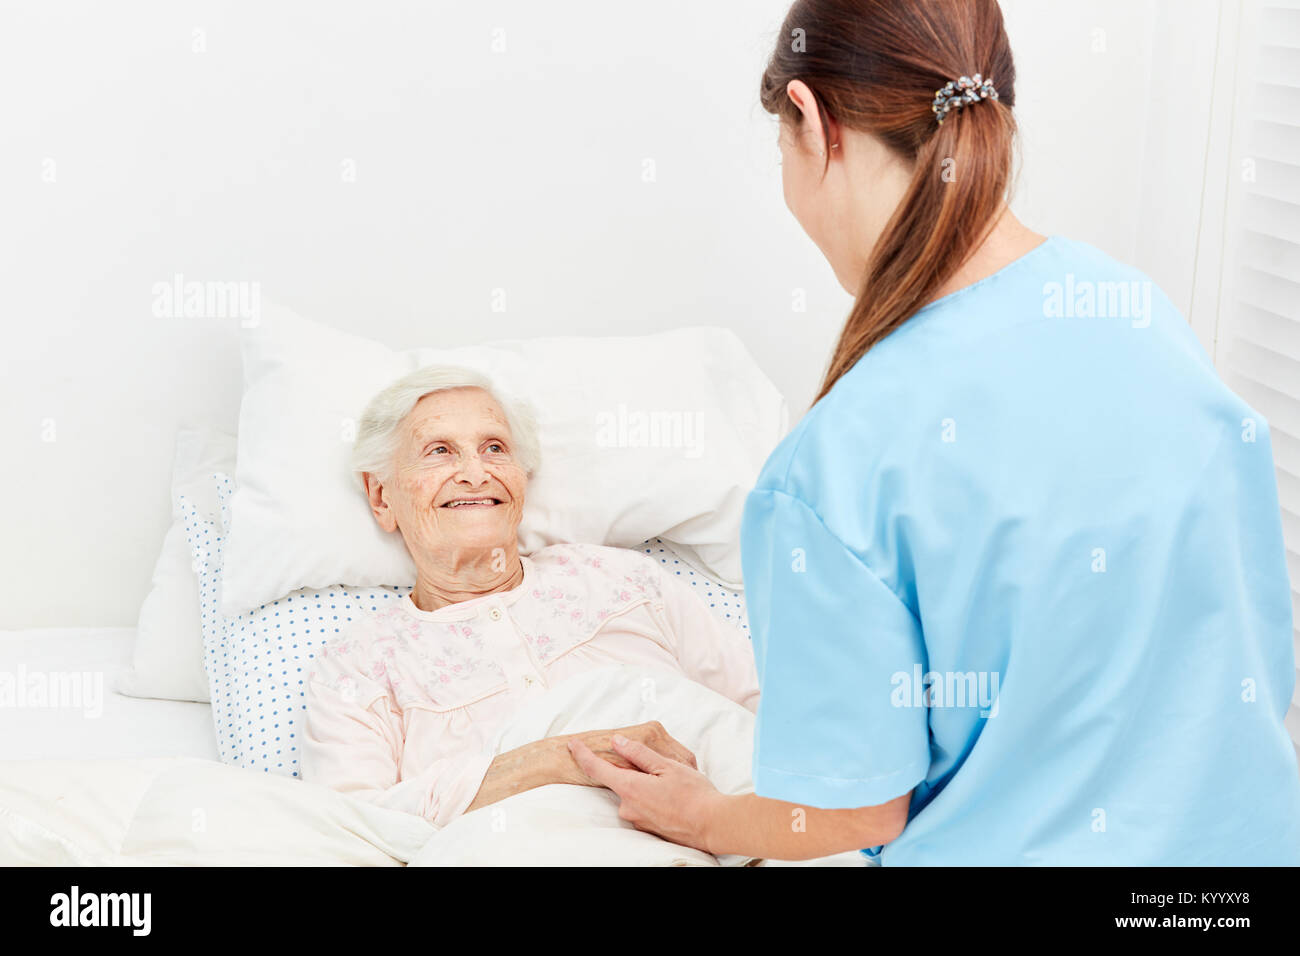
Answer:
[{"left": 760, "top": 0, "right": 1018, "bottom": 402}]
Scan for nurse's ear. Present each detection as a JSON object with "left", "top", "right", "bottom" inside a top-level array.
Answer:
[{"left": 785, "top": 80, "right": 842, "bottom": 159}]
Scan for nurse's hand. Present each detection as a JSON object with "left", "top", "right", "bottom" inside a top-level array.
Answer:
[
  {"left": 564, "top": 721, "right": 699, "bottom": 779},
  {"left": 567, "top": 733, "right": 726, "bottom": 853}
]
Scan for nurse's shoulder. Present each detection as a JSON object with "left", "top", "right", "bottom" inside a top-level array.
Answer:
[
  {"left": 1054, "top": 235, "right": 1271, "bottom": 430},
  {"left": 749, "top": 346, "right": 924, "bottom": 557}
]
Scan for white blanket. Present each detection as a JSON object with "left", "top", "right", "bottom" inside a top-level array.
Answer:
[
  {"left": 0, "top": 757, "right": 434, "bottom": 865},
  {"left": 0, "top": 666, "right": 863, "bottom": 866},
  {"left": 412, "top": 665, "right": 761, "bottom": 866}
]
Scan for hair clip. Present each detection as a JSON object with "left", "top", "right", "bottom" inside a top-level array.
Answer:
[{"left": 931, "top": 73, "right": 999, "bottom": 125}]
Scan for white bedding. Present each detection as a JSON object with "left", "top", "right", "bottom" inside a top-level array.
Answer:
[
  {"left": 0, "top": 757, "right": 433, "bottom": 865},
  {"left": 0, "top": 628, "right": 218, "bottom": 761},
  {"left": 0, "top": 661, "right": 864, "bottom": 866},
  {"left": 413, "top": 664, "right": 762, "bottom": 866}
]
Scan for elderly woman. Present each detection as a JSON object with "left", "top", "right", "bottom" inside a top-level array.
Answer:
[{"left": 299, "top": 366, "right": 760, "bottom": 828}]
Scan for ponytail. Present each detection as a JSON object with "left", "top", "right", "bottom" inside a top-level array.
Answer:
[{"left": 759, "top": 0, "right": 1018, "bottom": 402}]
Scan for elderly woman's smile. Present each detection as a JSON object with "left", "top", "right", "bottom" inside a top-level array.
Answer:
[{"left": 352, "top": 373, "right": 535, "bottom": 611}]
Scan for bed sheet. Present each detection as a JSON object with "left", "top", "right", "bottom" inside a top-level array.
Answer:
[{"left": 0, "top": 627, "right": 218, "bottom": 761}]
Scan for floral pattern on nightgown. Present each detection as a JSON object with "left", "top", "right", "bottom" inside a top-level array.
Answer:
[
  {"left": 312, "top": 603, "right": 508, "bottom": 711},
  {"left": 309, "top": 543, "right": 669, "bottom": 708},
  {"left": 510, "top": 544, "right": 664, "bottom": 664}
]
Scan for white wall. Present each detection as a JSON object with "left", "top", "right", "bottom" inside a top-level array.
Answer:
[{"left": 0, "top": 0, "right": 1230, "bottom": 627}]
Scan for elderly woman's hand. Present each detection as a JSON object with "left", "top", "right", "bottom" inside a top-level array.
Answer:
[
  {"left": 558, "top": 721, "right": 697, "bottom": 782},
  {"left": 463, "top": 721, "right": 697, "bottom": 816}
]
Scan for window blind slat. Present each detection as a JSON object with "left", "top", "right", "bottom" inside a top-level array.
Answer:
[
  {"left": 1247, "top": 120, "right": 1300, "bottom": 167},
  {"left": 1277, "top": 466, "right": 1300, "bottom": 518},
  {"left": 1286, "top": 547, "right": 1300, "bottom": 609},
  {"left": 1260, "top": 5, "right": 1300, "bottom": 44},
  {"left": 1259, "top": 44, "right": 1300, "bottom": 85},
  {"left": 1238, "top": 230, "right": 1300, "bottom": 277},
  {"left": 1241, "top": 194, "right": 1300, "bottom": 244},
  {"left": 1254, "top": 83, "right": 1300, "bottom": 127},
  {"left": 1226, "top": 302, "right": 1300, "bottom": 361},
  {"left": 1224, "top": 340, "right": 1300, "bottom": 404},
  {"left": 1281, "top": 508, "right": 1300, "bottom": 568},
  {"left": 1243, "top": 157, "right": 1300, "bottom": 207},
  {"left": 1234, "top": 268, "right": 1300, "bottom": 323}
]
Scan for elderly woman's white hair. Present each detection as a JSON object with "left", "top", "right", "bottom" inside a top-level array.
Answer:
[{"left": 350, "top": 365, "right": 541, "bottom": 490}]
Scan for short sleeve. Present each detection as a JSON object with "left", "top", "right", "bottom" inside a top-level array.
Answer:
[{"left": 741, "top": 487, "right": 931, "bottom": 808}]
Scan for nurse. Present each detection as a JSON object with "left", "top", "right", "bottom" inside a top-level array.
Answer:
[{"left": 569, "top": 0, "right": 1300, "bottom": 864}]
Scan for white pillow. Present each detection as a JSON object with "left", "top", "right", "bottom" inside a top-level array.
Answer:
[
  {"left": 219, "top": 301, "right": 786, "bottom": 615},
  {"left": 115, "top": 427, "right": 236, "bottom": 702}
]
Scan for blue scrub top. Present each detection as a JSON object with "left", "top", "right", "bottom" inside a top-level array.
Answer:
[{"left": 741, "top": 235, "right": 1300, "bottom": 865}]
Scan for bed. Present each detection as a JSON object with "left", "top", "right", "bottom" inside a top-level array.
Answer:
[{"left": 0, "top": 627, "right": 218, "bottom": 762}]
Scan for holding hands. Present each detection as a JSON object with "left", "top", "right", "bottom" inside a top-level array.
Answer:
[
  {"left": 558, "top": 720, "right": 697, "bottom": 779},
  {"left": 466, "top": 718, "right": 726, "bottom": 854},
  {"left": 566, "top": 727, "right": 726, "bottom": 854}
]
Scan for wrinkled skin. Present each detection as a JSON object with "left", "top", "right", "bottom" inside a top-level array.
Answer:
[{"left": 363, "top": 386, "right": 528, "bottom": 611}]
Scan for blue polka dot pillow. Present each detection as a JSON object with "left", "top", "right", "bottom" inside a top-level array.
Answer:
[
  {"left": 180, "top": 473, "right": 411, "bottom": 776},
  {"left": 181, "top": 472, "right": 748, "bottom": 777},
  {"left": 639, "top": 540, "right": 750, "bottom": 637}
]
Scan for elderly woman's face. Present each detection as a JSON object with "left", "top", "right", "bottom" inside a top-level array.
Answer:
[{"left": 377, "top": 387, "right": 527, "bottom": 556}]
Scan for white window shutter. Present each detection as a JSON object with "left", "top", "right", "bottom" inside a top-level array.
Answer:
[{"left": 1216, "top": 0, "right": 1300, "bottom": 748}]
